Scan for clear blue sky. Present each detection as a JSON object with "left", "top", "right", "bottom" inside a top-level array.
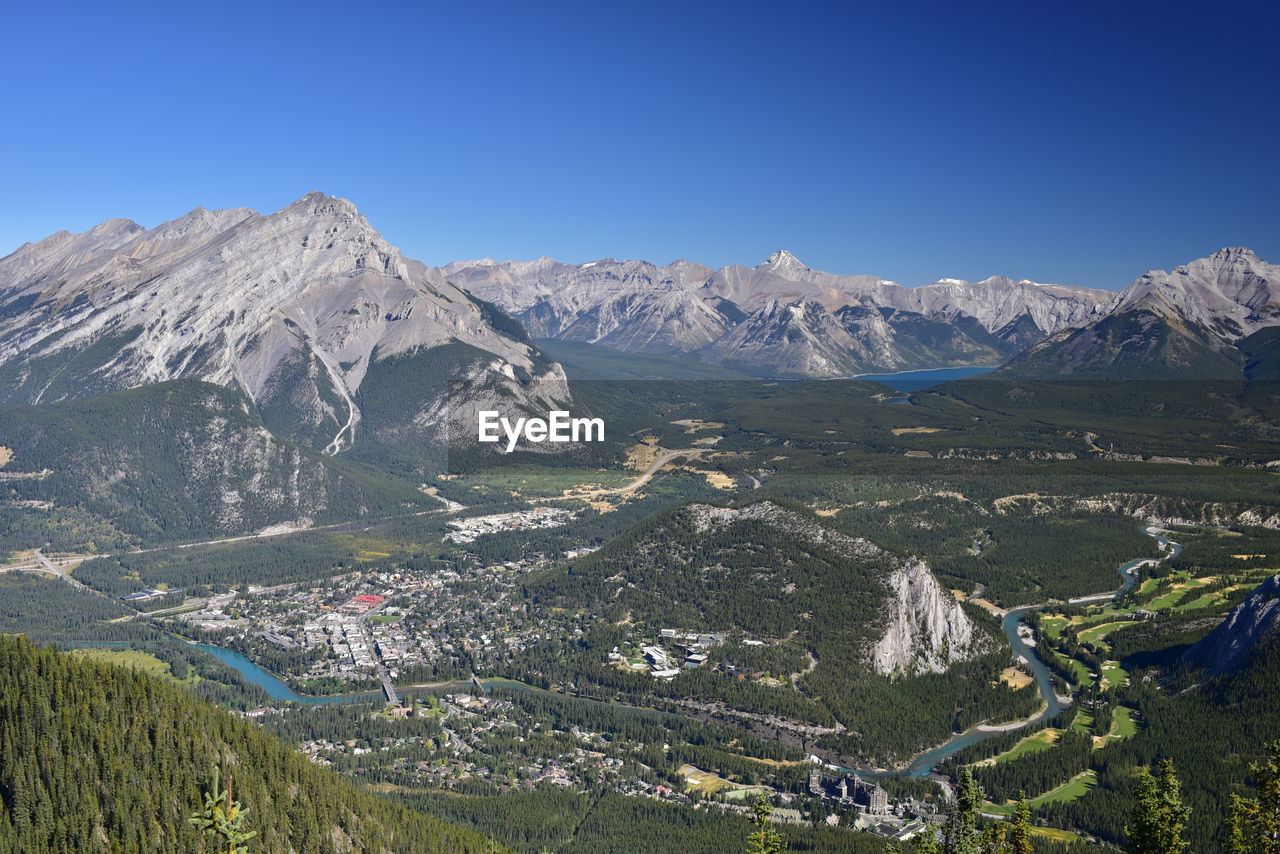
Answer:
[{"left": 2, "top": 1, "right": 1276, "bottom": 290}]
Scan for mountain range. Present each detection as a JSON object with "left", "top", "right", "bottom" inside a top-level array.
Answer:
[
  {"left": 3, "top": 194, "right": 1277, "bottom": 480},
  {"left": 0, "top": 192, "right": 568, "bottom": 464},
  {"left": 440, "top": 250, "right": 1117, "bottom": 376},
  {"left": 443, "top": 247, "right": 1280, "bottom": 381},
  {"left": 1002, "top": 247, "right": 1280, "bottom": 380}
]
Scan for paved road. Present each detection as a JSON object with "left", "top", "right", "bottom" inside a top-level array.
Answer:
[
  {"left": 33, "top": 550, "right": 89, "bottom": 589},
  {"left": 0, "top": 550, "right": 91, "bottom": 589},
  {"left": 596, "top": 447, "right": 704, "bottom": 496}
]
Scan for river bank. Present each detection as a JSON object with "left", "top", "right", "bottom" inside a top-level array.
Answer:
[{"left": 194, "top": 525, "right": 1182, "bottom": 779}]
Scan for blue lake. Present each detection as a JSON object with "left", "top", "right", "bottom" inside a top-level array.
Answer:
[{"left": 852, "top": 365, "right": 997, "bottom": 392}]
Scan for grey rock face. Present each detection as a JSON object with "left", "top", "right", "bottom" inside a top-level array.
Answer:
[
  {"left": 1113, "top": 247, "right": 1280, "bottom": 340},
  {"left": 1183, "top": 574, "right": 1280, "bottom": 675},
  {"left": 445, "top": 256, "right": 728, "bottom": 352},
  {"left": 690, "top": 501, "right": 985, "bottom": 676},
  {"left": 0, "top": 193, "right": 569, "bottom": 453},
  {"left": 698, "top": 299, "right": 874, "bottom": 376},
  {"left": 443, "top": 250, "right": 1114, "bottom": 376},
  {"left": 871, "top": 559, "right": 981, "bottom": 676},
  {"left": 1001, "top": 248, "right": 1278, "bottom": 379}
]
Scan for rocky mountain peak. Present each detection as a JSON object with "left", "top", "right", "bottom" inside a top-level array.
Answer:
[
  {"left": 1208, "top": 246, "right": 1259, "bottom": 263},
  {"left": 758, "top": 249, "right": 809, "bottom": 276},
  {"left": 85, "top": 218, "right": 146, "bottom": 240},
  {"left": 0, "top": 193, "right": 570, "bottom": 456},
  {"left": 1112, "top": 247, "right": 1278, "bottom": 341},
  {"left": 286, "top": 190, "right": 361, "bottom": 218}
]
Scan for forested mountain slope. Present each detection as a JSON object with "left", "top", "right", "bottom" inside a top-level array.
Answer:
[
  {"left": 527, "top": 500, "right": 985, "bottom": 677},
  {"left": 0, "top": 634, "right": 504, "bottom": 854},
  {"left": 0, "top": 379, "right": 429, "bottom": 548}
]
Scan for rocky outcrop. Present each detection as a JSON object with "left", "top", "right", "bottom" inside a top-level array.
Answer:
[
  {"left": 690, "top": 501, "right": 985, "bottom": 675},
  {"left": 1183, "top": 575, "right": 1280, "bottom": 674},
  {"left": 992, "top": 492, "right": 1280, "bottom": 530},
  {"left": 872, "top": 558, "right": 983, "bottom": 676}
]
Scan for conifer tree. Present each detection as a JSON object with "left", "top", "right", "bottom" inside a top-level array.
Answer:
[
  {"left": 913, "top": 824, "right": 942, "bottom": 854},
  {"left": 1126, "top": 759, "right": 1189, "bottom": 854},
  {"left": 1009, "top": 793, "right": 1033, "bottom": 854},
  {"left": 190, "top": 766, "right": 256, "bottom": 854},
  {"left": 945, "top": 768, "right": 982, "bottom": 854},
  {"left": 1227, "top": 741, "right": 1280, "bottom": 854},
  {"left": 746, "top": 795, "right": 784, "bottom": 854}
]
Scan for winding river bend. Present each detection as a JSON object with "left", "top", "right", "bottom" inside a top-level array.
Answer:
[
  {"left": 197, "top": 527, "right": 1181, "bottom": 779},
  {"left": 850, "top": 526, "right": 1182, "bottom": 780}
]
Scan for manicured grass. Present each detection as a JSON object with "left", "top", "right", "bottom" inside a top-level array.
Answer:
[
  {"left": 1174, "top": 579, "right": 1265, "bottom": 612},
  {"left": 720, "top": 786, "right": 770, "bottom": 802},
  {"left": 1072, "top": 709, "right": 1095, "bottom": 735},
  {"left": 983, "top": 729, "right": 1059, "bottom": 765},
  {"left": 1057, "top": 655, "right": 1094, "bottom": 688},
  {"left": 1146, "top": 577, "right": 1211, "bottom": 610},
  {"left": 985, "top": 771, "right": 1098, "bottom": 815},
  {"left": 1174, "top": 591, "right": 1224, "bottom": 611},
  {"left": 1032, "top": 771, "right": 1097, "bottom": 806},
  {"left": 369, "top": 614, "right": 401, "bottom": 624},
  {"left": 1137, "top": 577, "right": 1164, "bottom": 597},
  {"left": 678, "top": 764, "right": 734, "bottom": 794},
  {"left": 1077, "top": 621, "right": 1133, "bottom": 645},
  {"left": 1030, "top": 826, "right": 1093, "bottom": 845},
  {"left": 1111, "top": 706, "right": 1138, "bottom": 739},
  {"left": 1040, "top": 616, "right": 1069, "bottom": 639},
  {"left": 1101, "top": 660, "right": 1127, "bottom": 689}
]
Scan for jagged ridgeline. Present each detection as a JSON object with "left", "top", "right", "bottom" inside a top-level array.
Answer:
[
  {"left": 445, "top": 246, "right": 1280, "bottom": 380},
  {"left": 0, "top": 634, "right": 505, "bottom": 854},
  {"left": 0, "top": 193, "right": 570, "bottom": 472},
  {"left": 442, "top": 251, "right": 1115, "bottom": 377}
]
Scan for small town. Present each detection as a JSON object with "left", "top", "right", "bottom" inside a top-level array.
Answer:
[{"left": 155, "top": 531, "right": 946, "bottom": 841}]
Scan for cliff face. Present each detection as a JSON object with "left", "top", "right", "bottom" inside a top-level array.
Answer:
[
  {"left": 1183, "top": 574, "right": 1280, "bottom": 675},
  {"left": 0, "top": 193, "right": 569, "bottom": 455},
  {"left": 442, "top": 250, "right": 1114, "bottom": 376},
  {"left": 608, "top": 500, "right": 986, "bottom": 677},
  {"left": 872, "top": 558, "right": 982, "bottom": 676}
]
